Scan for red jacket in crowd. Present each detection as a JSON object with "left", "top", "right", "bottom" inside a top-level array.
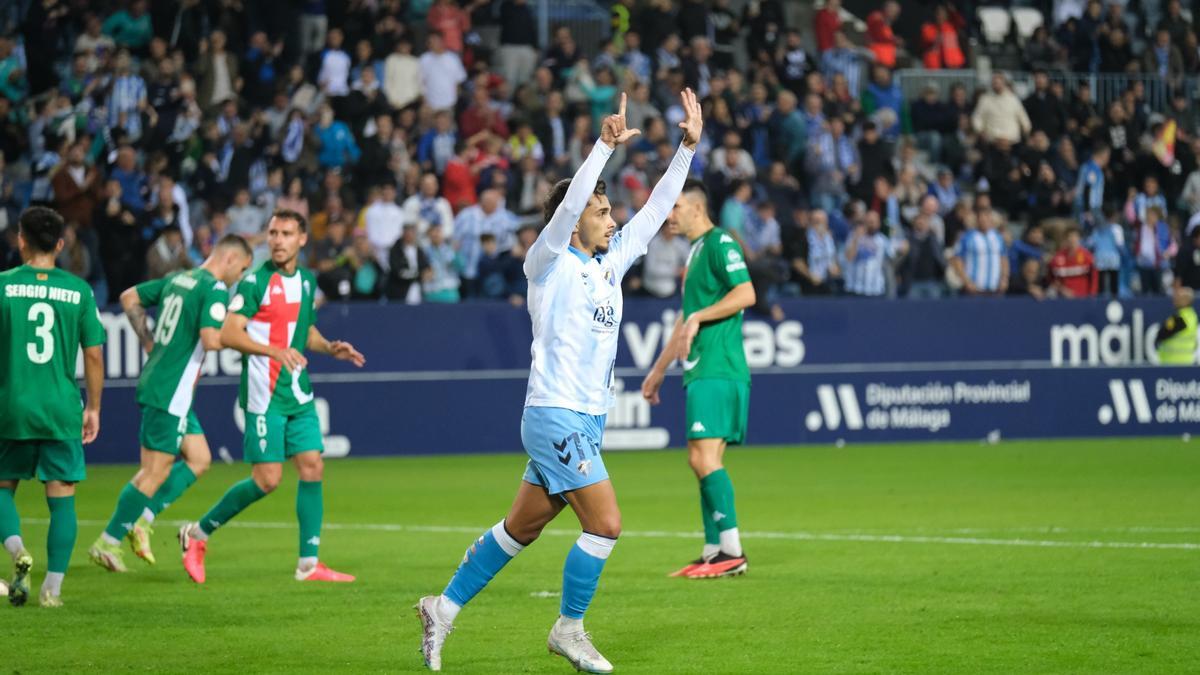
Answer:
[
  {"left": 1048, "top": 246, "right": 1098, "bottom": 297},
  {"left": 920, "top": 11, "right": 966, "bottom": 69},
  {"left": 814, "top": 6, "right": 842, "bottom": 53},
  {"left": 866, "top": 10, "right": 899, "bottom": 67}
]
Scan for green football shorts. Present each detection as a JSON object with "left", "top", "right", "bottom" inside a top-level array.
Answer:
[
  {"left": 243, "top": 407, "right": 324, "bottom": 464},
  {"left": 140, "top": 406, "right": 204, "bottom": 455},
  {"left": 685, "top": 378, "right": 750, "bottom": 445},
  {"left": 0, "top": 439, "right": 86, "bottom": 483}
]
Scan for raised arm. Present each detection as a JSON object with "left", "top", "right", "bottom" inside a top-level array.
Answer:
[
  {"left": 524, "top": 93, "right": 641, "bottom": 280},
  {"left": 612, "top": 89, "right": 702, "bottom": 270}
]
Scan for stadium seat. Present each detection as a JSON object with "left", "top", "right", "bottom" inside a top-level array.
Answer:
[
  {"left": 978, "top": 8, "right": 1012, "bottom": 45},
  {"left": 1010, "top": 8, "right": 1044, "bottom": 43}
]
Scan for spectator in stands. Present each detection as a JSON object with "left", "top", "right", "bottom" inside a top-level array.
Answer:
[
  {"left": 1074, "top": 144, "right": 1109, "bottom": 225},
  {"left": 1024, "top": 70, "right": 1068, "bottom": 141},
  {"left": 796, "top": 209, "right": 840, "bottom": 295},
  {"left": 496, "top": 0, "right": 538, "bottom": 87},
  {"left": 845, "top": 210, "right": 901, "bottom": 297},
  {"left": 52, "top": 142, "right": 101, "bottom": 230},
  {"left": 1142, "top": 29, "right": 1185, "bottom": 88},
  {"left": 911, "top": 85, "right": 957, "bottom": 165},
  {"left": 145, "top": 225, "right": 191, "bottom": 279},
  {"left": 742, "top": 201, "right": 786, "bottom": 318},
  {"left": 460, "top": 86, "right": 510, "bottom": 139},
  {"left": 313, "top": 216, "right": 355, "bottom": 300},
  {"left": 641, "top": 222, "right": 690, "bottom": 298},
  {"left": 403, "top": 174, "right": 455, "bottom": 239},
  {"left": 1134, "top": 176, "right": 1169, "bottom": 225},
  {"left": 1023, "top": 26, "right": 1061, "bottom": 71},
  {"left": 364, "top": 183, "right": 405, "bottom": 271},
  {"left": 1173, "top": 226, "right": 1200, "bottom": 291},
  {"left": 1098, "top": 25, "right": 1135, "bottom": 74},
  {"left": 315, "top": 103, "right": 361, "bottom": 170},
  {"left": 1088, "top": 206, "right": 1126, "bottom": 296},
  {"left": 952, "top": 209, "right": 1008, "bottom": 295},
  {"left": 194, "top": 30, "right": 238, "bottom": 113},
  {"left": 863, "top": 66, "right": 902, "bottom": 140},
  {"left": 920, "top": 4, "right": 966, "bottom": 70},
  {"left": 382, "top": 38, "right": 421, "bottom": 110},
  {"left": 901, "top": 212, "right": 947, "bottom": 299},
  {"left": 227, "top": 187, "right": 267, "bottom": 249},
  {"left": 1134, "top": 206, "right": 1174, "bottom": 295},
  {"left": 806, "top": 116, "right": 858, "bottom": 213},
  {"left": 866, "top": 0, "right": 902, "bottom": 69},
  {"left": 456, "top": 188, "right": 517, "bottom": 296},
  {"left": 813, "top": 0, "right": 842, "bottom": 53},
  {"left": 387, "top": 223, "right": 430, "bottom": 304},
  {"left": 419, "top": 32, "right": 468, "bottom": 111},
  {"left": 1048, "top": 227, "right": 1097, "bottom": 297},
  {"left": 1008, "top": 257, "right": 1047, "bottom": 299},
  {"left": 973, "top": 73, "right": 1032, "bottom": 149},
  {"left": 423, "top": 223, "right": 464, "bottom": 303}
]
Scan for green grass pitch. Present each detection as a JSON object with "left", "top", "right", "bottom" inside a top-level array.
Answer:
[{"left": 5, "top": 438, "right": 1199, "bottom": 673}]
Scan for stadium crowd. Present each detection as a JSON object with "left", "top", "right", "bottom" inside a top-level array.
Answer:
[{"left": 1, "top": 0, "right": 1200, "bottom": 309}]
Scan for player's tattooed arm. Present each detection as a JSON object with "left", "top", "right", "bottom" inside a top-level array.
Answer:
[{"left": 120, "top": 287, "right": 154, "bottom": 353}]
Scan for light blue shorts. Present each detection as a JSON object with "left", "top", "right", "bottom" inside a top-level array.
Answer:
[{"left": 521, "top": 406, "right": 609, "bottom": 496}]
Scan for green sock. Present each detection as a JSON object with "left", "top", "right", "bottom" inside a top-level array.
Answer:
[
  {"left": 699, "top": 485, "right": 719, "bottom": 546},
  {"left": 148, "top": 463, "right": 198, "bottom": 517},
  {"left": 46, "top": 496, "right": 77, "bottom": 574},
  {"left": 296, "top": 480, "right": 323, "bottom": 559},
  {"left": 699, "top": 468, "right": 739, "bottom": 531},
  {"left": 103, "top": 483, "right": 152, "bottom": 541},
  {"left": 0, "top": 487, "right": 20, "bottom": 542},
  {"left": 199, "top": 478, "right": 267, "bottom": 536}
]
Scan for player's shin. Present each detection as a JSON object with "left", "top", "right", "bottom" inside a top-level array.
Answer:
[
  {"left": 145, "top": 462, "right": 199, "bottom": 522},
  {"left": 441, "top": 520, "right": 526, "bottom": 619},
  {"left": 700, "top": 468, "right": 741, "bottom": 557},
  {"left": 102, "top": 483, "right": 152, "bottom": 544},
  {"left": 296, "top": 480, "right": 323, "bottom": 569},
  {"left": 0, "top": 486, "right": 23, "bottom": 559},
  {"left": 45, "top": 495, "right": 76, "bottom": 597},
  {"left": 699, "top": 486, "right": 720, "bottom": 560},
  {"left": 560, "top": 532, "right": 617, "bottom": 623},
  {"left": 197, "top": 478, "right": 268, "bottom": 537}
]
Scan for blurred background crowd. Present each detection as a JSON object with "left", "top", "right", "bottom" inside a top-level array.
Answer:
[{"left": 1, "top": 0, "right": 1199, "bottom": 311}]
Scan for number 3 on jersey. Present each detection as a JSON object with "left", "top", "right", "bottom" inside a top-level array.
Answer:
[
  {"left": 26, "top": 302, "right": 54, "bottom": 364},
  {"left": 154, "top": 295, "right": 185, "bottom": 346}
]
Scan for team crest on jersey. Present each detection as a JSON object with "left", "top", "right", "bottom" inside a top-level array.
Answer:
[
  {"left": 229, "top": 295, "right": 245, "bottom": 312},
  {"left": 210, "top": 303, "right": 227, "bottom": 321},
  {"left": 303, "top": 279, "right": 311, "bottom": 295},
  {"left": 603, "top": 268, "right": 615, "bottom": 286},
  {"left": 272, "top": 285, "right": 284, "bottom": 295},
  {"left": 727, "top": 249, "right": 742, "bottom": 263}
]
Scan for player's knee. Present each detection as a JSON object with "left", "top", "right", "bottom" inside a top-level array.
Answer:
[
  {"left": 187, "top": 455, "right": 211, "bottom": 478},
  {"left": 253, "top": 469, "right": 282, "bottom": 494},
  {"left": 590, "top": 514, "right": 622, "bottom": 539},
  {"left": 297, "top": 455, "right": 324, "bottom": 481},
  {"left": 507, "top": 521, "right": 544, "bottom": 545}
]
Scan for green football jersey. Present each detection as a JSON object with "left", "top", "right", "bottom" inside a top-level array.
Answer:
[
  {"left": 135, "top": 268, "right": 229, "bottom": 416},
  {"left": 230, "top": 260, "right": 318, "bottom": 416},
  {"left": 681, "top": 227, "right": 752, "bottom": 386},
  {"left": 0, "top": 265, "right": 105, "bottom": 440}
]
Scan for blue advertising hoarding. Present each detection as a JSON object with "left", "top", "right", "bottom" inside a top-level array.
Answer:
[{"left": 81, "top": 298, "right": 1199, "bottom": 463}]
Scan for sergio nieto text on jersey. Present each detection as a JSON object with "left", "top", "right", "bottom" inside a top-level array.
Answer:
[{"left": 0, "top": 266, "right": 105, "bottom": 440}]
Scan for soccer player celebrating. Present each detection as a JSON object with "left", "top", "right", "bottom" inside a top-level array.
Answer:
[
  {"left": 178, "top": 210, "right": 365, "bottom": 584},
  {"left": 415, "top": 90, "right": 701, "bottom": 673},
  {"left": 0, "top": 206, "right": 105, "bottom": 607},
  {"left": 641, "top": 180, "right": 755, "bottom": 579},
  {"left": 88, "top": 235, "right": 252, "bottom": 572}
]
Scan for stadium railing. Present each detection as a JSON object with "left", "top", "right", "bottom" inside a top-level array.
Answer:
[{"left": 895, "top": 69, "right": 1200, "bottom": 113}]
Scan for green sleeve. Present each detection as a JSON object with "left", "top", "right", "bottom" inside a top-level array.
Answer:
[
  {"left": 79, "top": 287, "right": 106, "bottom": 348},
  {"left": 199, "top": 281, "right": 230, "bottom": 330},
  {"left": 134, "top": 277, "right": 168, "bottom": 307},
  {"left": 231, "top": 274, "right": 262, "bottom": 319},
  {"left": 711, "top": 234, "right": 751, "bottom": 289}
]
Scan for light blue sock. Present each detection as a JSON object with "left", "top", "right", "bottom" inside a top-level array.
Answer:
[
  {"left": 442, "top": 521, "right": 526, "bottom": 608},
  {"left": 560, "top": 532, "right": 617, "bottom": 619}
]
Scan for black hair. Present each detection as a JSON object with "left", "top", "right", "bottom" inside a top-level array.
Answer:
[
  {"left": 215, "top": 233, "right": 253, "bottom": 256},
  {"left": 681, "top": 178, "right": 708, "bottom": 203},
  {"left": 543, "top": 178, "right": 607, "bottom": 225},
  {"left": 271, "top": 208, "right": 308, "bottom": 233},
  {"left": 18, "top": 206, "right": 65, "bottom": 254}
]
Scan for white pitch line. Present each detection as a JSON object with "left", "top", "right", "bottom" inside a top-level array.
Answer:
[{"left": 26, "top": 519, "right": 1200, "bottom": 551}]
